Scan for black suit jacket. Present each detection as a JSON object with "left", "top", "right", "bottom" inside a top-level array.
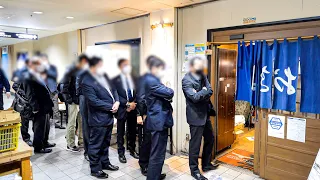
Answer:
[
  {"left": 82, "top": 73, "right": 119, "bottom": 127},
  {"left": 145, "top": 74, "right": 174, "bottom": 131},
  {"left": 182, "top": 73, "right": 213, "bottom": 126},
  {"left": 23, "top": 72, "right": 54, "bottom": 114},
  {"left": 112, "top": 74, "right": 137, "bottom": 120}
]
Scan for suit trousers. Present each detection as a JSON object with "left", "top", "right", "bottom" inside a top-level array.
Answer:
[
  {"left": 189, "top": 120, "right": 214, "bottom": 174},
  {"left": 21, "top": 115, "right": 32, "bottom": 141},
  {"left": 88, "top": 125, "right": 113, "bottom": 173},
  {"left": 33, "top": 112, "right": 48, "bottom": 151},
  {"left": 0, "top": 92, "right": 3, "bottom": 110},
  {"left": 44, "top": 114, "right": 50, "bottom": 144},
  {"left": 79, "top": 95, "right": 89, "bottom": 155},
  {"left": 117, "top": 111, "right": 137, "bottom": 155},
  {"left": 66, "top": 103, "right": 83, "bottom": 147},
  {"left": 138, "top": 122, "right": 152, "bottom": 169},
  {"left": 146, "top": 129, "right": 168, "bottom": 180}
]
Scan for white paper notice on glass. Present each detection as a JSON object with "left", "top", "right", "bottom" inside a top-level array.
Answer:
[
  {"left": 268, "top": 114, "right": 285, "bottom": 139},
  {"left": 308, "top": 149, "right": 320, "bottom": 180},
  {"left": 287, "top": 117, "right": 306, "bottom": 143}
]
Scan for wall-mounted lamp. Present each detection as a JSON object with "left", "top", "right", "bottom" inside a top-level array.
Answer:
[{"left": 151, "top": 23, "right": 173, "bottom": 30}]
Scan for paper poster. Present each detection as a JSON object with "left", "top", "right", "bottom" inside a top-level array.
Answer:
[
  {"left": 308, "top": 149, "right": 320, "bottom": 180},
  {"left": 287, "top": 117, "right": 306, "bottom": 143},
  {"left": 183, "top": 43, "right": 206, "bottom": 72},
  {"left": 268, "top": 114, "right": 285, "bottom": 139}
]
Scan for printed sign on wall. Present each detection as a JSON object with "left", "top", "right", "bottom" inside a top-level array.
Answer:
[
  {"left": 287, "top": 117, "right": 306, "bottom": 143},
  {"left": 268, "top": 114, "right": 285, "bottom": 139}
]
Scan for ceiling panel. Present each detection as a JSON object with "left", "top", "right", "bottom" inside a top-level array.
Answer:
[{"left": 0, "top": 0, "right": 213, "bottom": 46}]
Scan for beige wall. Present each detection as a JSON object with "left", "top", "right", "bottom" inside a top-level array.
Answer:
[
  {"left": 12, "top": 31, "right": 79, "bottom": 80},
  {"left": 177, "top": 0, "right": 320, "bottom": 153}
]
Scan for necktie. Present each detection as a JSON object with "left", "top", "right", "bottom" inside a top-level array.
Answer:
[{"left": 126, "top": 78, "right": 133, "bottom": 102}]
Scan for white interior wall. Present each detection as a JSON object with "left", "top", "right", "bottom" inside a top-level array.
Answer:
[
  {"left": 12, "top": 31, "right": 79, "bottom": 80},
  {"left": 177, "top": 0, "right": 320, "bottom": 153}
]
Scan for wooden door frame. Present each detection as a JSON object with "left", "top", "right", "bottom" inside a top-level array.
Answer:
[{"left": 207, "top": 16, "right": 320, "bottom": 168}]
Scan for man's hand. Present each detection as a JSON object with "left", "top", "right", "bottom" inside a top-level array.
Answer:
[
  {"left": 192, "top": 89, "right": 197, "bottom": 93},
  {"left": 111, "top": 101, "right": 120, "bottom": 113},
  {"left": 143, "top": 115, "right": 147, "bottom": 120},
  {"left": 126, "top": 102, "right": 137, "bottom": 112},
  {"left": 137, "top": 116, "right": 143, "bottom": 125},
  {"left": 6, "top": 92, "right": 10, "bottom": 99}
]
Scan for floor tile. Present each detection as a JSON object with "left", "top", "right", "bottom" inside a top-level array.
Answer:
[
  {"left": 117, "top": 174, "right": 134, "bottom": 180},
  {"left": 177, "top": 173, "right": 194, "bottom": 180},
  {"left": 62, "top": 166, "right": 81, "bottom": 175},
  {"left": 68, "top": 171, "right": 87, "bottom": 179},
  {"left": 109, "top": 170, "right": 125, "bottom": 178},
  {"left": 44, "top": 169, "right": 66, "bottom": 179},
  {"left": 235, "top": 173, "right": 256, "bottom": 180},
  {"left": 33, "top": 172, "right": 51, "bottom": 180},
  {"left": 128, "top": 169, "right": 143, "bottom": 178},
  {"left": 224, "top": 169, "right": 241, "bottom": 177},
  {"left": 220, "top": 172, "right": 236, "bottom": 180}
]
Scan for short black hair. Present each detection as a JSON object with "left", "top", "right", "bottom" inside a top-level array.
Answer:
[
  {"left": 146, "top": 55, "right": 156, "bottom": 66},
  {"left": 117, "top": 58, "right": 128, "bottom": 67},
  {"left": 78, "top": 54, "right": 89, "bottom": 62},
  {"left": 189, "top": 56, "right": 203, "bottom": 66},
  {"left": 88, "top": 56, "right": 102, "bottom": 67},
  {"left": 149, "top": 56, "right": 165, "bottom": 69}
]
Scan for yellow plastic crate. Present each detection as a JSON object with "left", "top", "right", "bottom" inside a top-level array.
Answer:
[{"left": 0, "top": 123, "right": 20, "bottom": 153}]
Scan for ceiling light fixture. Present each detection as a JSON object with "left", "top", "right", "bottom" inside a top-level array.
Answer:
[
  {"left": 66, "top": 16, "right": 74, "bottom": 19},
  {"left": 33, "top": 11, "right": 43, "bottom": 14},
  {"left": 0, "top": 6, "right": 4, "bottom": 9}
]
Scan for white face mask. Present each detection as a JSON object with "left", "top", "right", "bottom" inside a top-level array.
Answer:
[
  {"left": 122, "top": 65, "right": 132, "bottom": 75},
  {"left": 17, "top": 60, "right": 25, "bottom": 70},
  {"left": 156, "top": 69, "right": 165, "bottom": 79},
  {"left": 83, "top": 64, "right": 89, "bottom": 70},
  {"left": 36, "top": 64, "right": 46, "bottom": 73},
  {"left": 97, "top": 67, "right": 105, "bottom": 76}
]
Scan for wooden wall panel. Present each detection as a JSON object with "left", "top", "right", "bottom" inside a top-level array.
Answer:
[{"left": 210, "top": 20, "right": 320, "bottom": 179}]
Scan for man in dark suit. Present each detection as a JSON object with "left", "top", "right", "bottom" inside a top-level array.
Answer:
[
  {"left": 136, "top": 56, "right": 165, "bottom": 179},
  {"left": 113, "top": 58, "right": 139, "bottom": 163},
  {"left": 144, "top": 57, "right": 174, "bottom": 180},
  {"left": 23, "top": 56, "right": 54, "bottom": 153},
  {"left": 182, "top": 57, "right": 219, "bottom": 180},
  {"left": 75, "top": 54, "right": 90, "bottom": 161},
  {"left": 82, "top": 57, "right": 120, "bottom": 179},
  {"left": 12, "top": 59, "right": 32, "bottom": 146}
]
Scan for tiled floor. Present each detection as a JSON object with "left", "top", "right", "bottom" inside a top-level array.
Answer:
[
  {"left": 27, "top": 127, "right": 263, "bottom": 180},
  {"left": 2, "top": 96, "right": 263, "bottom": 180}
]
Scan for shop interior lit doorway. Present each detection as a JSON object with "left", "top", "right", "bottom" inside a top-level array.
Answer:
[{"left": 212, "top": 44, "right": 255, "bottom": 171}]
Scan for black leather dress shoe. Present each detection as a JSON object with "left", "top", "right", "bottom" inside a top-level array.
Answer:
[
  {"left": 34, "top": 148, "right": 52, "bottom": 154},
  {"left": 102, "top": 164, "right": 119, "bottom": 171},
  {"left": 141, "top": 168, "right": 166, "bottom": 179},
  {"left": 202, "top": 162, "right": 220, "bottom": 172},
  {"left": 141, "top": 167, "right": 148, "bottom": 176},
  {"left": 191, "top": 172, "right": 208, "bottom": 180},
  {"left": 160, "top": 173, "right": 166, "bottom": 180},
  {"left": 130, "top": 151, "right": 139, "bottom": 159},
  {"left": 119, "top": 155, "right": 127, "bottom": 163},
  {"left": 44, "top": 142, "right": 56, "bottom": 148},
  {"left": 91, "top": 171, "right": 108, "bottom": 179}
]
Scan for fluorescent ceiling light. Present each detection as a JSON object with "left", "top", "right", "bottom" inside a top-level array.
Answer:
[
  {"left": 66, "top": 16, "right": 74, "bottom": 19},
  {"left": 33, "top": 11, "right": 43, "bottom": 14},
  {"left": 0, "top": 6, "right": 4, "bottom": 9}
]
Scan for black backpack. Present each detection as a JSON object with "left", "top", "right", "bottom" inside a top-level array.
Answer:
[{"left": 13, "top": 83, "right": 32, "bottom": 118}]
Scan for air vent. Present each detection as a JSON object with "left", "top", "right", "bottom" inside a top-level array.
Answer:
[{"left": 111, "top": 7, "right": 147, "bottom": 16}]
